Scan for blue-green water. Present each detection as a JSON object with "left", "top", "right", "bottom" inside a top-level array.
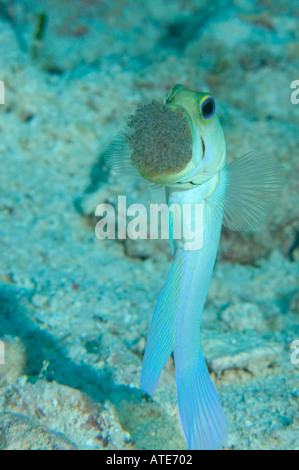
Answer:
[{"left": 0, "top": 0, "right": 298, "bottom": 450}]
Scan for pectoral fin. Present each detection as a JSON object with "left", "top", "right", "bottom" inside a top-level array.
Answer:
[{"left": 222, "top": 152, "right": 282, "bottom": 231}]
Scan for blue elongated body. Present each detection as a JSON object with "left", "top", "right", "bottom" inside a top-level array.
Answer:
[
  {"left": 174, "top": 186, "right": 227, "bottom": 449},
  {"left": 107, "top": 84, "right": 281, "bottom": 450},
  {"left": 141, "top": 174, "right": 228, "bottom": 450}
]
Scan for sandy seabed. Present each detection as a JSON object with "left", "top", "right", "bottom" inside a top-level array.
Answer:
[{"left": 0, "top": 0, "right": 298, "bottom": 450}]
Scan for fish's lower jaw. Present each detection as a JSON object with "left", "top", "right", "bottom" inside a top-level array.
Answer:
[
  {"left": 168, "top": 173, "right": 222, "bottom": 203},
  {"left": 141, "top": 171, "right": 186, "bottom": 186},
  {"left": 139, "top": 163, "right": 199, "bottom": 186}
]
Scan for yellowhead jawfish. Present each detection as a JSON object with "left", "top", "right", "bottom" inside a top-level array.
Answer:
[{"left": 106, "top": 85, "right": 281, "bottom": 450}]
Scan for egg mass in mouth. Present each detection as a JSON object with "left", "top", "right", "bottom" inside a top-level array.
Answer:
[{"left": 125, "top": 101, "right": 192, "bottom": 182}]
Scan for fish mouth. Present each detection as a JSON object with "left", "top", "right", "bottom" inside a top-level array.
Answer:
[{"left": 126, "top": 101, "right": 193, "bottom": 184}]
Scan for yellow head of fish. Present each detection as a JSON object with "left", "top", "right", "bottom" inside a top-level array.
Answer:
[{"left": 119, "top": 84, "right": 226, "bottom": 187}]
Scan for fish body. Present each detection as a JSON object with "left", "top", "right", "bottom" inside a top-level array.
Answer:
[
  {"left": 106, "top": 84, "right": 281, "bottom": 450},
  {"left": 142, "top": 175, "right": 228, "bottom": 449}
]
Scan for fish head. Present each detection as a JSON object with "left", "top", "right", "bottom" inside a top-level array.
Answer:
[
  {"left": 106, "top": 84, "right": 226, "bottom": 187},
  {"left": 163, "top": 84, "right": 226, "bottom": 187}
]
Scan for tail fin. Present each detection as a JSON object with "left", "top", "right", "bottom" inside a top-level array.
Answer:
[
  {"left": 175, "top": 349, "right": 228, "bottom": 450},
  {"left": 140, "top": 249, "right": 186, "bottom": 394}
]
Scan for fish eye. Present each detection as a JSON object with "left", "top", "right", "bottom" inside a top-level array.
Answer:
[{"left": 200, "top": 97, "right": 215, "bottom": 120}]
